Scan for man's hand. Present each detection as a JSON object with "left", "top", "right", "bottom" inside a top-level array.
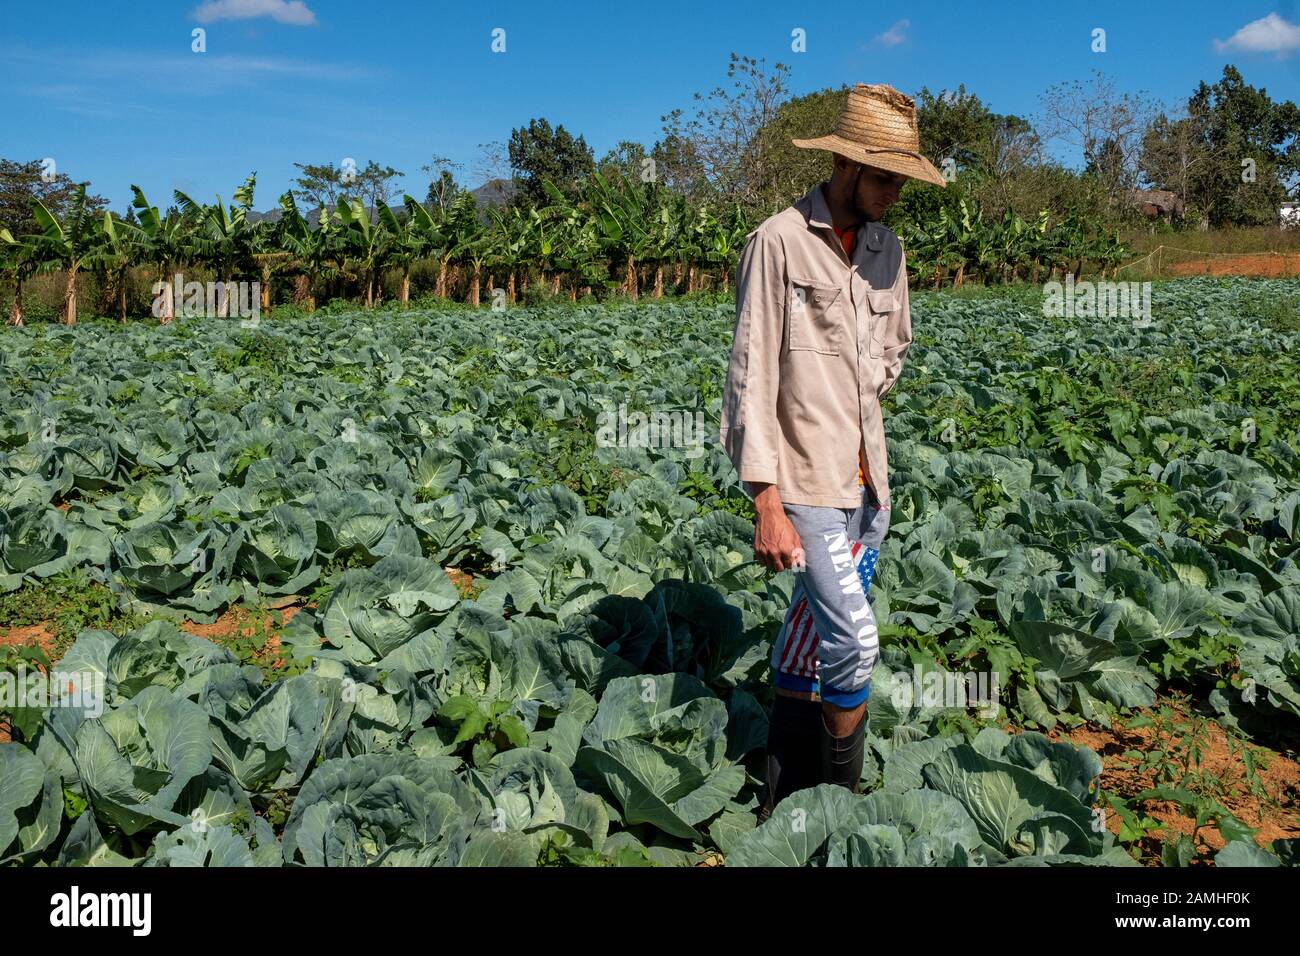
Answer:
[{"left": 748, "top": 482, "right": 803, "bottom": 572}]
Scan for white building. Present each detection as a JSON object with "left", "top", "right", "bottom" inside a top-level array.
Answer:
[{"left": 1281, "top": 201, "right": 1300, "bottom": 229}]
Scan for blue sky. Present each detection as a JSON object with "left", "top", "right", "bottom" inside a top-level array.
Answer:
[{"left": 4, "top": 0, "right": 1299, "bottom": 210}]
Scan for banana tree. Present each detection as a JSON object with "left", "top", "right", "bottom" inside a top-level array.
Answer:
[
  {"left": 402, "top": 194, "right": 454, "bottom": 299},
  {"left": 949, "top": 199, "right": 983, "bottom": 287},
  {"left": 682, "top": 203, "right": 720, "bottom": 293},
  {"left": 442, "top": 193, "right": 485, "bottom": 301},
  {"left": 378, "top": 201, "right": 420, "bottom": 307},
  {"left": 539, "top": 178, "right": 603, "bottom": 300},
  {"left": 1054, "top": 211, "right": 1089, "bottom": 279},
  {"left": 1024, "top": 210, "right": 1052, "bottom": 284},
  {"left": 585, "top": 170, "right": 655, "bottom": 298},
  {"left": 87, "top": 211, "right": 138, "bottom": 322},
  {"left": 1094, "top": 230, "right": 1128, "bottom": 279},
  {"left": 639, "top": 184, "right": 683, "bottom": 298},
  {"left": 29, "top": 184, "right": 98, "bottom": 325},
  {"left": 991, "top": 209, "right": 1029, "bottom": 283},
  {"left": 1, "top": 228, "right": 34, "bottom": 326},
  {"left": 173, "top": 174, "right": 258, "bottom": 317},
  {"left": 277, "top": 193, "right": 337, "bottom": 311},
  {"left": 436, "top": 198, "right": 489, "bottom": 306},
  {"left": 250, "top": 214, "right": 292, "bottom": 314},
  {"left": 487, "top": 204, "right": 533, "bottom": 303},
  {"left": 661, "top": 189, "right": 696, "bottom": 295},
  {"left": 336, "top": 196, "right": 391, "bottom": 309},
  {"left": 128, "top": 186, "right": 188, "bottom": 323},
  {"left": 705, "top": 202, "right": 748, "bottom": 293},
  {"left": 532, "top": 207, "right": 563, "bottom": 296}
]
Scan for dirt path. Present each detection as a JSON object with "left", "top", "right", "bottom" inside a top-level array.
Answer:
[
  {"left": 1168, "top": 252, "right": 1300, "bottom": 278},
  {"left": 1045, "top": 701, "right": 1300, "bottom": 865},
  {"left": 0, "top": 624, "right": 58, "bottom": 659}
]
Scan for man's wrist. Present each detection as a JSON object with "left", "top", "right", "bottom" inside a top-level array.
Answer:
[{"left": 748, "top": 481, "right": 784, "bottom": 519}]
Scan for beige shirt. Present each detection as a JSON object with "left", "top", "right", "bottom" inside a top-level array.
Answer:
[{"left": 720, "top": 181, "right": 912, "bottom": 508}]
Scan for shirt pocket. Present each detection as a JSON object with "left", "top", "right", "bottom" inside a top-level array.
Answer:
[
  {"left": 787, "top": 278, "right": 844, "bottom": 355},
  {"left": 866, "top": 288, "right": 898, "bottom": 359}
]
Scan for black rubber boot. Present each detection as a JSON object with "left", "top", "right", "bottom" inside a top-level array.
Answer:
[
  {"left": 758, "top": 695, "right": 824, "bottom": 822},
  {"left": 820, "top": 709, "right": 867, "bottom": 793}
]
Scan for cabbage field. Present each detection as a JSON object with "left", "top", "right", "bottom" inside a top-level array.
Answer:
[{"left": 1, "top": 277, "right": 1298, "bottom": 867}]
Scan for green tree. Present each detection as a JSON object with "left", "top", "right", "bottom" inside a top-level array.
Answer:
[
  {"left": 290, "top": 161, "right": 346, "bottom": 211},
  {"left": 277, "top": 192, "right": 337, "bottom": 312},
  {"left": 130, "top": 187, "right": 191, "bottom": 324},
  {"left": 353, "top": 160, "right": 405, "bottom": 213},
  {"left": 596, "top": 141, "right": 651, "bottom": 182},
  {"left": 746, "top": 84, "right": 848, "bottom": 219},
  {"left": 658, "top": 53, "right": 792, "bottom": 215},
  {"left": 88, "top": 211, "right": 138, "bottom": 322},
  {"left": 29, "top": 184, "right": 100, "bottom": 325},
  {"left": 173, "top": 174, "right": 259, "bottom": 318},
  {"left": 422, "top": 155, "right": 464, "bottom": 214},
  {"left": 0, "top": 227, "right": 34, "bottom": 325},
  {"left": 915, "top": 85, "right": 1003, "bottom": 175},
  {"left": 507, "top": 118, "right": 595, "bottom": 209},
  {"left": 336, "top": 196, "right": 390, "bottom": 309},
  {"left": 1174, "top": 65, "right": 1297, "bottom": 226},
  {"left": 0, "top": 158, "right": 107, "bottom": 238}
]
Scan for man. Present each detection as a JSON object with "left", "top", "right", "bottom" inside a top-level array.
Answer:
[{"left": 719, "top": 83, "right": 946, "bottom": 820}]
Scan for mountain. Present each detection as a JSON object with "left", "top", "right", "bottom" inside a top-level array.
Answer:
[{"left": 470, "top": 178, "right": 517, "bottom": 209}]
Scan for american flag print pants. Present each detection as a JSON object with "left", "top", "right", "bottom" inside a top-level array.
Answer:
[{"left": 770, "top": 483, "right": 890, "bottom": 707}]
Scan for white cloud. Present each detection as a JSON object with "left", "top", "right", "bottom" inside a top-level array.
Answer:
[
  {"left": 192, "top": 0, "right": 318, "bottom": 26},
  {"left": 874, "top": 20, "right": 910, "bottom": 47},
  {"left": 1213, "top": 12, "right": 1300, "bottom": 56}
]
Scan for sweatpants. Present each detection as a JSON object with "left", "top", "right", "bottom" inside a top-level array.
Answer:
[{"left": 770, "top": 483, "right": 891, "bottom": 708}]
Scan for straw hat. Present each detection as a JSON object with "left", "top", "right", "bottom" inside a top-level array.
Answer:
[{"left": 792, "top": 83, "right": 947, "bottom": 187}]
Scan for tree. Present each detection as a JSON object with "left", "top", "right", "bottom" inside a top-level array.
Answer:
[
  {"left": 422, "top": 155, "right": 464, "bottom": 213},
  {"left": 88, "top": 211, "right": 138, "bottom": 322},
  {"left": 1176, "top": 65, "right": 1297, "bottom": 226},
  {"left": 336, "top": 195, "right": 390, "bottom": 309},
  {"left": 173, "top": 174, "right": 259, "bottom": 318},
  {"left": 472, "top": 141, "right": 511, "bottom": 189},
  {"left": 129, "top": 186, "right": 188, "bottom": 324},
  {"left": 914, "top": 86, "right": 1039, "bottom": 185},
  {"left": 744, "top": 85, "right": 848, "bottom": 218},
  {"left": 290, "top": 160, "right": 404, "bottom": 216},
  {"left": 290, "top": 162, "right": 346, "bottom": 211},
  {"left": 0, "top": 159, "right": 107, "bottom": 238},
  {"left": 278, "top": 192, "right": 337, "bottom": 312},
  {"left": 1138, "top": 111, "right": 1212, "bottom": 221},
  {"left": 403, "top": 192, "right": 464, "bottom": 298},
  {"left": 353, "top": 160, "right": 405, "bottom": 213},
  {"left": 0, "top": 227, "right": 34, "bottom": 325},
  {"left": 1038, "top": 71, "right": 1155, "bottom": 201},
  {"left": 506, "top": 118, "right": 595, "bottom": 209},
  {"left": 596, "top": 141, "right": 651, "bottom": 182},
  {"left": 658, "top": 53, "right": 792, "bottom": 213},
  {"left": 29, "top": 184, "right": 100, "bottom": 325},
  {"left": 915, "top": 85, "right": 1001, "bottom": 174},
  {"left": 1085, "top": 136, "right": 1134, "bottom": 192}
]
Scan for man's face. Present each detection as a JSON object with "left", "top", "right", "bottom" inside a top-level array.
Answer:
[{"left": 851, "top": 163, "right": 907, "bottom": 221}]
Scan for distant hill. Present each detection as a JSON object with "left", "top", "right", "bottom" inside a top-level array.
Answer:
[{"left": 470, "top": 178, "right": 516, "bottom": 209}]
